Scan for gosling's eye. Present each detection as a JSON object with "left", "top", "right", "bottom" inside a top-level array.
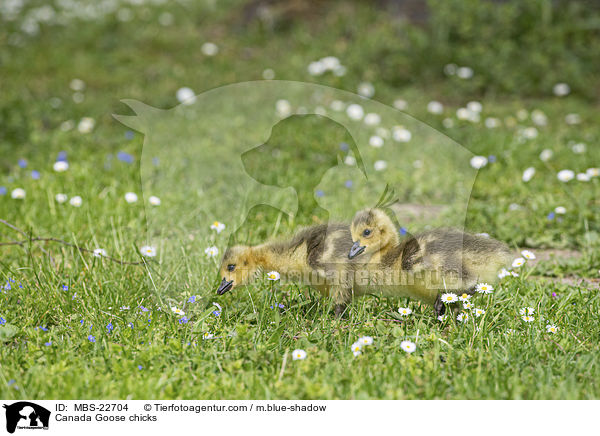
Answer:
[
  {"left": 227, "top": 264, "right": 236, "bottom": 272},
  {"left": 362, "top": 229, "right": 372, "bottom": 237}
]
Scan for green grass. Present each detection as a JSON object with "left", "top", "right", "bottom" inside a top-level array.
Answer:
[{"left": 1, "top": 0, "right": 600, "bottom": 399}]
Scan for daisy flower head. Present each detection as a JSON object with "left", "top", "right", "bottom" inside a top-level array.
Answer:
[
  {"left": 400, "top": 340, "right": 416, "bottom": 353},
  {"left": 476, "top": 283, "right": 494, "bottom": 294},
  {"left": 470, "top": 155, "right": 488, "bottom": 169},
  {"left": 292, "top": 349, "right": 307, "bottom": 360},
  {"left": 204, "top": 246, "right": 219, "bottom": 257},
  {"left": 521, "top": 315, "right": 535, "bottom": 323},
  {"left": 77, "top": 117, "right": 95, "bottom": 133},
  {"left": 124, "top": 192, "right": 138, "bottom": 203},
  {"left": 441, "top": 293, "right": 458, "bottom": 304},
  {"left": 459, "top": 293, "right": 472, "bottom": 302},
  {"left": 69, "top": 196, "right": 82, "bottom": 207},
  {"left": 463, "top": 302, "right": 474, "bottom": 310},
  {"left": 171, "top": 307, "right": 185, "bottom": 317},
  {"left": 557, "top": 169, "right": 575, "bottom": 182},
  {"left": 266, "top": 271, "right": 280, "bottom": 281},
  {"left": 456, "top": 312, "right": 469, "bottom": 323},
  {"left": 521, "top": 250, "right": 535, "bottom": 260},
  {"left": 201, "top": 42, "right": 219, "bottom": 56},
  {"left": 553, "top": 83, "right": 570, "bottom": 97},
  {"left": 210, "top": 221, "right": 225, "bottom": 233},
  {"left": 203, "top": 332, "right": 214, "bottom": 340},
  {"left": 587, "top": 168, "right": 599, "bottom": 178},
  {"left": 358, "top": 336, "right": 373, "bottom": 346},
  {"left": 346, "top": 103, "right": 364, "bottom": 121},
  {"left": 539, "top": 149, "right": 553, "bottom": 162},
  {"left": 140, "top": 245, "right": 156, "bottom": 257},
  {"left": 93, "top": 248, "right": 106, "bottom": 258},
  {"left": 55, "top": 193, "right": 68, "bottom": 203},
  {"left": 357, "top": 82, "right": 375, "bottom": 98},
  {"left": 53, "top": 160, "right": 69, "bottom": 172},
  {"left": 364, "top": 113, "right": 381, "bottom": 126},
  {"left": 437, "top": 314, "right": 447, "bottom": 322},
  {"left": 546, "top": 324, "right": 558, "bottom": 334},
  {"left": 369, "top": 135, "right": 384, "bottom": 148},
  {"left": 427, "top": 101, "right": 443, "bottom": 114},
  {"left": 398, "top": 307, "right": 412, "bottom": 316},
  {"left": 473, "top": 308, "right": 486, "bottom": 317},
  {"left": 555, "top": 206, "right": 567, "bottom": 215},
  {"left": 512, "top": 257, "right": 526, "bottom": 268},
  {"left": 11, "top": 188, "right": 25, "bottom": 199},
  {"left": 522, "top": 167, "right": 535, "bottom": 182},
  {"left": 519, "top": 307, "right": 535, "bottom": 316},
  {"left": 148, "top": 195, "right": 161, "bottom": 206},
  {"left": 374, "top": 160, "right": 388, "bottom": 171}
]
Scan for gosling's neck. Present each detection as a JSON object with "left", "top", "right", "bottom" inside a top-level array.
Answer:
[{"left": 250, "top": 243, "right": 300, "bottom": 276}]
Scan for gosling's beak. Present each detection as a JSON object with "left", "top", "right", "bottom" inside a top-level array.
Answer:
[
  {"left": 348, "top": 241, "right": 366, "bottom": 259},
  {"left": 216, "top": 277, "right": 234, "bottom": 295}
]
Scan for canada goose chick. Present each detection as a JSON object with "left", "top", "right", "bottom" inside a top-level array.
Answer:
[
  {"left": 216, "top": 223, "right": 358, "bottom": 315},
  {"left": 349, "top": 208, "right": 512, "bottom": 317}
]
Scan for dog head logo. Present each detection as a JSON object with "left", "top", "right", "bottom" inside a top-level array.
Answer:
[{"left": 3, "top": 402, "right": 50, "bottom": 433}]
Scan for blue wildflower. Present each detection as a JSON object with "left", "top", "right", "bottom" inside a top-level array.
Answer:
[
  {"left": 8, "top": 380, "right": 15, "bottom": 386},
  {"left": 152, "top": 157, "right": 159, "bottom": 166},
  {"left": 128, "top": 322, "right": 134, "bottom": 328},
  {"left": 18, "top": 159, "right": 27, "bottom": 168},
  {"left": 44, "top": 342, "right": 52, "bottom": 346},
  {"left": 0, "top": 187, "right": 6, "bottom": 196},
  {"left": 399, "top": 227, "right": 408, "bottom": 236},
  {"left": 344, "top": 180, "right": 353, "bottom": 188},
  {"left": 212, "top": 311, "right": 221, "bottom": 317},
  {"left": 178, "top": 316, "right": 189, "bottom": 324},
  {"left": 4, "top": 282, "right": 11, "bottom": 291},
  {"left": 72, "top": 293, "right": 77, "bottom": 300},
  {"left": 31, "top": 170, "right": 40, "bottom": 180},
  {"left": 278, "top": 303, "right": 285, "bottom": 309},
  {"left": 57, "top": 151, "right": 68, "bottom": 162},
  {"left": 316, "top": 190, "right": 324, "bottom": 197},
  {"left": 62, "top": 285, "right": 68, "bottom": 291},
  {"left": 107, "top": 322, "right": 113, "bottom": 333},
  {"left": 80, "top": 319, "right": 84, "bottom": 325},
  {"left": 36, "top": 326, "right": 48, "bottom": 332},
  {"left": 117, "top": 151, "right": 134, "bottom": 164},
  {"left": 188, "top": 296, "right": 196, "bottom": 303},
  {"left": 125, "top": 131, "right": 135, "bottom": 140},
  {"left": 488, "top": 155, "right": 496, "bottom": 163},
  {"left": 0, "top": 317, "right": 6, "bottom": 325},
  {"left": 139, "top": 305, "right": 149, "bottom": 312},
  {"left": 339, "top": 142, "right": 349, "bottom": 151},
  {"left": 547, "top": 212, "right": 555, "bottom": 220},
  {"left": 137, "top": 365, "right": 143, "bottom": 370},
  {"left": 87, "top": 335, "right": 96, "bottom": 343}
]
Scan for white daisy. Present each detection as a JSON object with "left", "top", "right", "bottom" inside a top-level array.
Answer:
[
  {"left": 11, "top": 188, "right": 26, "bottom": 199},
  {"left": 512, "top": 258, "right": 526, "bottom": 268},
  {"left": 140, "top": 245, "right": 156, "bottom": 257},
  {"left": 307, "top": 61, "right": 325, "bottom": 76},
  {"left": 210, "top": 221, "right": 226, "bottom": 233},
  {"left": 484, "top": 117, "right": 501, "bottom": 128},
  {"left": 93, "top": 248, "right": 106, "bottom": 257},
  {"left": 456, "top": 66, "right": 474, "bottom": 79},
  {"left": 554, "top": 206, "right": 567, "bottom": 215},
  {"left": 393, "top": 99, "right": 407, "bottom": 110},
  {"left": 470, "top": 155, "right": 488, "bottom": 169},
  {"left": 351, "top": 342, "right": 362, "bottom": 356},
  {"left": 519, "top": 307, "right": 535, "bottom": 316},
  {"left": 456, "top": 312, "right": 469, "bottom": 322},
  {"left": 262, "top": 68, "right": 275, "bottom": 80},
  {"left": 53, "top": 160, "right": 69, "bottom": 172},
  {"left": 77, "top": 117, "right": 95, "bottom": 133},
  {"left": 498, "top": 268, "right": 511, "bottom": 279},
  {"left": 266, "top": 271, "right": 280, "bottom": 281},
  {"left": 463, "top": 302, "right": 474, "bottom": 310},
  {"left": 531, "top": 110, "right": 548, "bottom": 126},
  {"left": 176, "top": 87, "right": 196, "bottom": 105},
  {"left": 201, "top": 42, "right": 218, "bottom": 56},
  {"left": 458, "top": 293, "right": 472, "bottom": 302},
  {"left": 467, "top": 101, "right": 482, "bottom": 113},
  {"left": 373, "top": 160, "right": 387, "bottom": 171},
  {"left": 69, "top": 195, "right": 82, "bottom": 207},
  {"left": 292, "top": 349, "right": 307, "bottom": 360},
  {"left": 55, "top": 193, "right": 68, "bottom": 203},
  {"left": 443, "top": 63, "right": 457, "bottom": 75},
  {"left": 557, "top": 169, "right": 575, "bottom": 182},
  {"left": 539, "top": 149, "right": 553, "bottom": 161},
  {"left": 171, "top": 307, "right": 185, "bottom": 316},
  {"left": 364, "top": 113, "right": 381, "bottom": 126},
  {"left": 357, "top": 82, "right": 375, "bottom": 98},
  {"left": 552, "top": 83, "right": 570, "bottom": 97},
  {"left": 442, "top": 118, "right": 454, "bottom": 128},
  {"left": 565, "top": 113, "right": 581, "bottom": 125},
  {"left": 330, "top": 100, "right": 345, "bottom": 111},
  {"left": 437, "top": 314, "right": 447, "bottom": 322},
  {"left": 400, "top": 340, "right": 416, "bottom": 353},
  {"left": 124, "top": 192, "right": 138, "bottom": 203},
  {"left": 441, "top": 293, "right": 458, "bottom": 304},
  {"left": 473, "top": 308, "right": 485, "bottom": 317},
  {"left": 204, "top": 246, "right": 219, "bottom": 257},
  {"left": 521, "top": 127, "right": 538, "bottom": 139},
  {"left": 571, "top": 142, "right": 586, "bottom": 154},
  {"left": 521, "top": 315, "right": 535, "bottom": 322},
  {"left": 522, "top": 167, "right": 535, "bottom": 182},
  {"left": 392, "top": 126, "right": 411, "bottom": 142},
  {"left": 586, "top": 168, "right": 599, "bottom": 177},
  {"left": 426, "top": 101, "right": 443, "bottom": 114},
  {"left": 476, "top": 283, "right": 494, "bottom": 294},
  {"left": 346, "top": 104, "right": 364, "bottom": 121},
  {"left": 275, "top": 99, "right": 291, "bottom": 117},
  {"left": 521, "top": 250, "right": 535, "bottom": 260},
  {"left": 358, "top": 336, "right": 373, "bottom": 346},
  {"left": 546, "top": 324, "right": 558, "bottom": 334},
  {"left": 577, "top": 173, "right": 591, "bottom": 182},
  {"left": 344, "top": 155, "right": 356, "bottom": 166},
  {"left": 203, "top": 332, "right": 214, "bottom": 340},
  {"left": 148, "top": 195, "right": 161, "bottom": 206},
  {"left": 398, "top": 307, "right": 412, "bottom": 316},
  {"left": 369, "top": 135, "right": 384, "bottom": 148}
]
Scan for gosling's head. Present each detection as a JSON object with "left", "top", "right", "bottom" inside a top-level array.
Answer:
[
  {"left": 349, "top": 208, "right": 399, "bottom": 259},
  {"left": 216, "top": 245, "right": 260, "bottom": 295}
]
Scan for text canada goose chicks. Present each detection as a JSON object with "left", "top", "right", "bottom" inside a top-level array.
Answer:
[
  {"left": 216, "top": 223, "right": 359, "bottom": 315},
  {"left": 349, "top": 208, "right": 511, "bottom": 316}
]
